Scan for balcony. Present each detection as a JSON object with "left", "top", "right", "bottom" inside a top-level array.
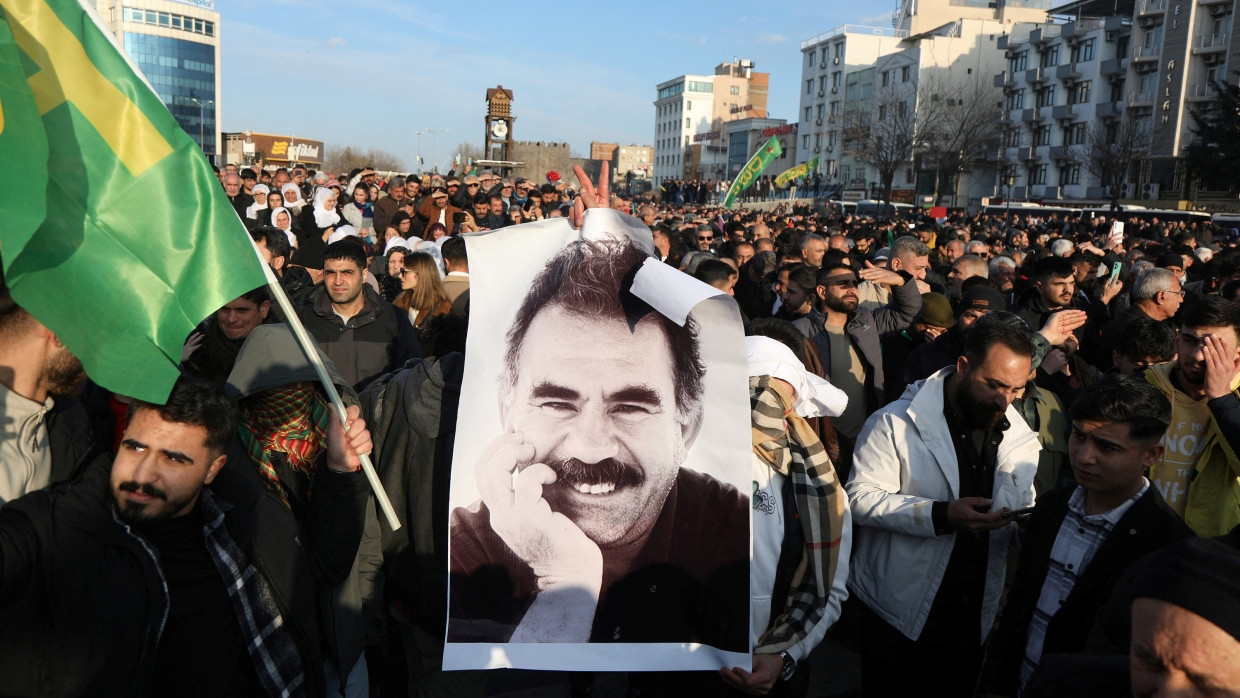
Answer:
[
  {"left": 1104, "top": 16, "right": 1133, "bottom": 34},
  {"left": 1138, "top": 0, "right": 1166, "bottom": 15},
  {"left": 1040, "top": 185, "right": 1064, "bottom": 200},
  {"left": 1049, "top": 145, "right": 1075, "bottom": 161},
  {"left": 1056, "top": 63, "right": 1082, "bottom": 80},
  {"left": 1185, "top": 82, "right": 1217, "bottom": 101},
  {"left": 1100, "top": 57, "right": 1128, "bottom": 76},
  {"left": 997, "top": 34, "right": 1011, "bottom": 50},
  {"left": 1029, "top": 25, "right": 1063, "bottom": 45},
  {"left": 1096, "top": 101, "right": 1125, "bottom": 119},
  {"left": 1192, "top": 33, "right": 1228, "bottom": 53},
  {"left": 1127, "top": 90, "right": 1155, "bottom": 107},
  {"left": 1025, "top": 67, "right": 1048, "bottom": 83},
  {"left": 1052, "top": 104, "right": 1078, "bottom": 120},
  {"left": 1010, "top": 145, "right": 1035, "bottom": 161},
  {"left": 1132, "top": 44, "right": 1161, "bottom": 62},
  {"left": 1021, "top": 108, "right": 1046, "bottom": 123}
]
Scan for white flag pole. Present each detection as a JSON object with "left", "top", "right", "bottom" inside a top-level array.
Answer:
[{"left": 247, "top": 237, "right": 402, "bottom": 531}]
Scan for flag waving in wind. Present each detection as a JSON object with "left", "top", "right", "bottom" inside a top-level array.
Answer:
[
  {"left": 723, "top": 135, "right": 783, "bottom": 208},
  {"left": 774, "top": 156, "right": 819, "bottom": 188},
  {"left": 0, "top": 0, "right": 266, "bottom": 403}
]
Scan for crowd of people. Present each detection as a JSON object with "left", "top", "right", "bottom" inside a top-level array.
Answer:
[{"left": 0, "top": 159, "right": 1238, "bottom": 698}]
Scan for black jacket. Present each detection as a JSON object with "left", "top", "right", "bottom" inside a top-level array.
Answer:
[
  {"left": 296, "top": 284, "right": 421, "bottom": 391},
  {"left": 980, "top": 484, "right": 1194, "bottom": 695},
  {"left": 0, "top": 452, "right": 368, "bottom": 697}
]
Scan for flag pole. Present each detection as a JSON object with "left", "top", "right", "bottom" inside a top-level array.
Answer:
[{"left": 247, "top": 237, "right": 402, "bottom": 532}]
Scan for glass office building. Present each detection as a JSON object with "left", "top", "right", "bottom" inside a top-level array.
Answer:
[{"left": 96, "top": 1, "right": 222, "bottom": 162}]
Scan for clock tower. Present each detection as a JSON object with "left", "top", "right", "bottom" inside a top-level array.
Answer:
[{"left": 484, "top": 86, "right": 515, "bottom": 172}]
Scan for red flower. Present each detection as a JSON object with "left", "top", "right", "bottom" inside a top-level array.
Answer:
[{"left": 546, "top": 170, "right": 561, "bottom": 183}]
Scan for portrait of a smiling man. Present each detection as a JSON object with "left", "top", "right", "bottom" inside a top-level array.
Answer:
[{"left": 447, "top": 236, "right": 749, "bottom": 652}]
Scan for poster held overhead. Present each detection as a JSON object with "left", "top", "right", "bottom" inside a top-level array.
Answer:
[{"left": 444, "top": 209, "right": 752, "bottom": 672}]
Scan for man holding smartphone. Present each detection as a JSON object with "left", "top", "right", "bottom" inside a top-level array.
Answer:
[{"left": 981, "top": 375, "right": 1193, "bottom": 696}]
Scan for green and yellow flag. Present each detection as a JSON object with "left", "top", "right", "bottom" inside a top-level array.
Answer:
[
  {"left": 774, "top": 156, "right": 819, "bottom": 188},
  {"left": 0, "top": 0, "right": 266, "bottom": 403},
  {"left": 723, "top": 135, "right": 783, "bottom": 208}
]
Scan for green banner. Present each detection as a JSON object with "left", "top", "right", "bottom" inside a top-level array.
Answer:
[
  {"left": 0, "top": 0, "right": 266, "bottom": 403},
  {"left": 774, "top": 156, "right": 819, "bottom": 188},
  {"left": 723, "top": 135, "right": 784, "bottom": 208}
]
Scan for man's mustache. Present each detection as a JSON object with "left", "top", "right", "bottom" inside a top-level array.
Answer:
[
  {"left": 118, "top": 481, "right": 168, "bottom": 501},
  {"left": 546, "top": 457, "right": 643, "bottom": 489}
]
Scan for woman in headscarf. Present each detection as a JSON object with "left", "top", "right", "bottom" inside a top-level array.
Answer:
[
  {"left": 246, "top": 184, "right": 270, "bottom": 220},
  {"left": 376, "top": 240, "right": 410, "bottom": 302},
  {"left": 300, "top": 186, "right": 340, "bottom": 243},
  {"left": 267, "top": 206, "right": 298, "bottom": 249},
  {"left": 409, "top": 239, "right": 446, "bottom": 279},
  {"left": 341, "top": 183, "right": 375, "bottom": 244},
  {"left": 281, "top": 183, "right": 306, "bottom": 215},
  {"left": 392, "top": 251, "right": 452, "bottom": 329}
]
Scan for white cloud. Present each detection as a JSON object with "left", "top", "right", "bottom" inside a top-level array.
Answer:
[{"left": 322, "top": 37, "right": 347, "bottom": 47}]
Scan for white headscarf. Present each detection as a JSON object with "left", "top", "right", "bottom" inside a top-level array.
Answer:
[
  {"left": 245, "top": 184, "right": 270, "bottom": 219},
  {"left": 281, "top": 184, "right": 305, "bottom": 213},
  {"left": 326, "top": 224, "right": 358, "bottom": 245},
  {"left": 313, "top": 187, "right": 341, "bottom": 229},
  {"left": 411, "top": 239, "right": 447, "bottom": 279},
  {"left": 269, "top": 206, "right": 297, "bottom": 248},
  {"left": 745, "top": 335, "right": 848, "bottom": 419}
]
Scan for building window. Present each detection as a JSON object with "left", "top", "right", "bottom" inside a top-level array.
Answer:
[
  {"left": 686, "top": 101, "right": 691, "bottom": 110},
  {"left": 806, "top": 79, "right": 813, "bottom": 94},
  {"left": 685, "top": 118, "right": 690, "bottom": 128},
  {"left": 804, "top": 106, "right": 812, "bottom": 121},
  {"left": 803, "top": 134, "right": 811, "bottom": 149},
  {"left": 1034, "top": 124, "right": 1051, "bottom": 146},
  {"left": 831, "top": 101, "right": 840, "bottom": 117},
  {"left": 1007, "top": 88, "right": 1026, "bottom": 111},
  {"left": 1071, "top": 38, "right": 1096, "bottom": 63},
  {"left": 901, "top": 66, "right": 910, "bottom": 82},
  {"left": 1008, "top": 50, "right": 1029, "bottom": 73},
  {"left": 1073, "top": 80, "right": 1091, "bottom": 105},
  {"left": 1041, "top": 44, "right": 1060, "bottom": 67},
  {"left": 881, "top": 71, "right": 890, "bottom": 86},
  {"left": 808, "top": 51, "right": 815, "bottom": 67},
  {"left": 819, "top": 76, "right": 827, "bottom": 91},
  {"left": 832, "top": 72, "right": 842, "bottom": 88},
  {"left": 1030, "top": 163, "right": 1048, "bottom": 185},
  {"left": 730, "top": 85, "right": 740, "bottom": 95},
  {"left": 1036, "top": 85, "right": 1057, "bottom": 107},
  {"left": 816, "top": 104, "right": 825, "bottom": 119},
  {"left": 1064, "top": 122, "right": 1087, "bottom": 146},
  {"left": 835, "top": 42, "right": 845, "bottom": 58},
  {"left": 1060, "top": 163, "right": 1081, "bottom": 185}
]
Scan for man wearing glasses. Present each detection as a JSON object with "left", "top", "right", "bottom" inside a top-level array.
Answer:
[{"left": 793, "top": 263, "right": 922, "bottom": 471}]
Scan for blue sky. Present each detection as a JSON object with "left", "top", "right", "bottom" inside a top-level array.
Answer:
[{"left": 217, "top": 1, "right": 896, "bottom": 171}]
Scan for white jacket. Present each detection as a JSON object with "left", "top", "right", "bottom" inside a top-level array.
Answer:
[{"left": 845, "top": 367, "right": 1040, "bottom": 641}]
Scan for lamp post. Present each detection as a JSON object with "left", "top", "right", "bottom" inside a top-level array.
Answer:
[
  {"left": 425, "top": 128, "right": 450, "bottom": 173},
  {"left": 190, "top": 97, "right": 213, "bottom": 161},
  {"left": 415, "top": 129, "right": 426, "bottom": 174}
]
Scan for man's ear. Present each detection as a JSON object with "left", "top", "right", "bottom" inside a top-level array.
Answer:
[
  {"left": 259, "top": 301, "right": 272, "bottom": 321},
  {"left": 680, "top": 410, "right": 703, "bottom": 454},
  {"left": 956, "top": 355, "right": 970, "bottom": 376},
  {"left": 1141, "top": 442, "right": 1165, "bottom": 471},
  {"left": 203, "top": 453, "right": 228, "bottom": 485}
]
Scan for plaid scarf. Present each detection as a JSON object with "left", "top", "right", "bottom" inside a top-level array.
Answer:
[
  {"left": 749, "top": 375, "right": 848, "bottom": 654},
  {"left": 239, "top": 386, "right": 330, "bottom": 507}
]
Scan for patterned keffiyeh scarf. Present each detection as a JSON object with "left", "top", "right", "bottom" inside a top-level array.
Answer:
[
  {"left": 749, "top": 375, "right": 848, "bottom": 654},
  {"left": 238, "top": 385, "right": 330, "bottom": 507}
]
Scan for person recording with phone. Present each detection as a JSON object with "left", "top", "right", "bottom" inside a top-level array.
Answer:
[{"left": 980, "top": 374, "right": 1194, "bottom": 696}]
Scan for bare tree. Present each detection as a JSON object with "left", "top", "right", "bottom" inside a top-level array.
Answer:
[
  {"left": 844, "top": 83, "right": 918, "bottom": 215},
  {"left": 914, "top": 75, "right": 1004, "bottom": 205},
  {"left": 1079, "top": 117, "right": 1151, "bottom": 212},
  {"left": 453, "top": 141, "right": 485, "bottom": 169},
  {"left": 322, "top": 145, "right": 405, "bottom": 175}
]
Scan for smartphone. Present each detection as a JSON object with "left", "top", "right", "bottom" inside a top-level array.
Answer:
[
  {"left": 452, "top": 211, "right": 466, "bottom": 226},
  {"left": 1109, "top": 261, "right": 1122, "bottom": 284},
  {"left": 1000, "top": 506, "right": 1036, "bottom": 519},
  {"left": 1108, "top": 221, "right": 1125, "bottom": 247}
]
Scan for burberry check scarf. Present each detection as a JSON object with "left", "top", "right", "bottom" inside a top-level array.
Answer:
[{"left": 749, "top": 375, "right": 848, "bottom": 654}]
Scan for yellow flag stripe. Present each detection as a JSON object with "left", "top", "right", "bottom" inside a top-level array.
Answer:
[{"left": 3, "top": 0, "right": 172, "bottom": 176}]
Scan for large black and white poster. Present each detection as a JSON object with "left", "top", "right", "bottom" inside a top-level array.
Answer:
[{"left": 444, "top": 209, "right": 751, "bottom": 672}]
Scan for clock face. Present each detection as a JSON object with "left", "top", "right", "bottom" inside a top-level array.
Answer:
[{"left": 491, "top": 121, "right": 508, "bottom": 139}]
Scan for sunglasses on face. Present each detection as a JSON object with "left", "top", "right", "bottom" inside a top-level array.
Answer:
[{"left": 698, "top": 235, "right": 713, "bottom": 241}]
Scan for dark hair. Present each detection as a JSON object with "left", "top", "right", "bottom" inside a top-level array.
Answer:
[
  {"left": 694, "top": 259, "right": 737, "bottom": 288},
  {"left": 1069, "top": 373, "right": 1171, "bottom": 443},
  {"left": 964, "top": 314, "right": 1035, "bottom": 365},
  {"left": 1115, "top": 316, "right": 1176, "bottom": 363},
  {"left": 238, "top": 286, "right": 270, "bottom": 307},
  {"left": 747, "top": 318, "right": 808, "bottom": 365},
  {"left": 540, "top": 183, "right": 556, "bottom": 195},
  {"left": 814, "top": 263, "right": 853, "bottom": 287},
  {"left": 472, "top": 193, "right": 490, "bottom": 206},
  {"left": 0, "top": 262, "right": 35, "bottom": 336},
  {"left": 1179, "top": 296, "right": 1240, "bottom": 339},
  {"left": 821, "top": 249, "right": 850, "bottom": 268},
  {"left": 440, "top": 236, "right": 468, "bottom": 264},
  {"left": 500, "top": 238, "right": 705, "bottom": 429},
  {"left": 249, "top": 226, "right": 291, "bottom": 262},
  {"left": 786, "top": 264, "right": 819, "bottom": 291},
  {"left": 1034, "top": 255, "right": 1076, "bottom": 281},
  {"left": 322, "top": 239, "right": 366, "bottom": 269},
  {"left": 128, "top": 375, "right": 238, "bottom": 455}
]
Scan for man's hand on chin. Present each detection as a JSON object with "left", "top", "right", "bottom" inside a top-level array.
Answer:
[{"left": 476, "top": 433, "right": 603, "bottom": 642}]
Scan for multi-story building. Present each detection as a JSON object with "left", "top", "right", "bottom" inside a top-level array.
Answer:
[
  {"left": 588, "top": 142, "right": 654, "bottom": 185},
  {"left": 895, "top": 0, "right": 1055, "bottom": 35},
  {"left": 94, "top": 0, "right": 222, "bottom": 163},
  {"left": 652, "top": 60, "right": 769, "bottom": 187},
  {"left": 993, "top": 0, "right": 1238, "bottom": 205}
]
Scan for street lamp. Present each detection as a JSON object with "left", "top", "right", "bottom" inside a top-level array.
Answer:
[
  {"left": 425, "top": 128, "right": 450, "bottom": 173},
  {"left": 190, "top": 97, "right": 213, "bottom": 161}
]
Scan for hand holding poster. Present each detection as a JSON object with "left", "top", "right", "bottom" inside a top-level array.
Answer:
[{"left": 444, "top": 209, "right": 752, "bottom": 672}]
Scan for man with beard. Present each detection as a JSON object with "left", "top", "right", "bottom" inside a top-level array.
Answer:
[
  {"left": 846, "top": 319, "right": 1042, "bottom": 696},
  {"left": 0, "top": 376, "right": 373, "bottom": 695},
  {"left": 1144, "top": 296, "right": 1240, "bottom": 537},
  {"left": 447, "top": 237, "right": 749, "bottom": 650},
  {"left": 792, "top": 262, "right": 921, "bottom": 454},
  {"left": 0, "top": 273, "right": 96, "bottom": 504}
]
